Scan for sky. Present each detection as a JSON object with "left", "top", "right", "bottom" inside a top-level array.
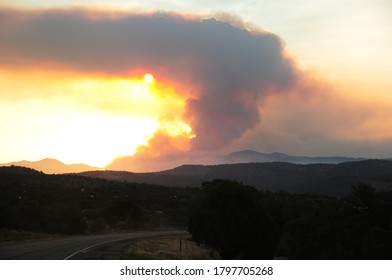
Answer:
[{"left": 0, "top": 0, "right": 391, "bottom": 171}]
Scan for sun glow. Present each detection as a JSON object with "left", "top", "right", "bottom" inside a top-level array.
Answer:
[
  {"left": 0, "top": 70, "right": 194, "bottom": 167},
  {"left": 144, "top": 73, "right": 154, "bottom": 84}
]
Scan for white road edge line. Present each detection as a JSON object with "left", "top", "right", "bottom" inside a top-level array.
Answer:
[
  {"left": 64, "top": 231, "right": 185, "bottom": 260},
  {"left": 64, "top": 237, "right": 138, "bottom": 260}
]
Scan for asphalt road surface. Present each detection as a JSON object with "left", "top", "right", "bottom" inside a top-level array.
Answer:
[{"left": 0, "top": 231, "right": 185, "bottom": 260}]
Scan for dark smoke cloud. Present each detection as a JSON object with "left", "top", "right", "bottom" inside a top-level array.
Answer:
[{"left": 0, "top": 8, "right": 298, "bottom": 153}]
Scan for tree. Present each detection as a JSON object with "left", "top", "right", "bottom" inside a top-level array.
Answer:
[
  {"left": 188, "top": 179, "right": 279, "bottom": 259},
  {"left": 350, "top": 183, "right": 376, "bottom": 213}
]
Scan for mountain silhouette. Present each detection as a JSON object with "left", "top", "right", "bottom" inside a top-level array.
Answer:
[
  {"left": 221, "top": 150, "right": 364, "bottom": 164},
  {"left": 3, "top": 151, "right": 391, "bottom": 197},
  {"left": 80, "top": 159, "right": 392, "bottom": 197},
  {"left": 0, "top": 158, "right": 100, "bottom": 174}
]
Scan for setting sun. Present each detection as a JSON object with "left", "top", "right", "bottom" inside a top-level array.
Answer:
[
  {"left": 0, "top": 69, "right": 193, "bottom": 167},
  {"left": 144, "top": 73, "right": 155, "bottom": 84}
]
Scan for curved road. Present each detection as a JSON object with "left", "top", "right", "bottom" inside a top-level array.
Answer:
[{"left": 0, "top": 231, "right": 185, "bottom": 260}]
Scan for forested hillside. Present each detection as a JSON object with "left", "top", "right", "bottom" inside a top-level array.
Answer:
[
  {"left": 0, "top": 166, "right": 200, "bottom": 239},
  {"left": 80, "top": 160, "right": 392, "bottom": 197},
  {"left": 2, "top": 166, "right": 392, "bottom": 259}
]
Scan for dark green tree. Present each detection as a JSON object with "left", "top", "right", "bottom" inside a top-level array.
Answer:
[
  {"left": 350, "top": 183, "right": 376, "bottom": 213},
  {"left": 188, "top": 179, "right": 279, "bottom": 259}
]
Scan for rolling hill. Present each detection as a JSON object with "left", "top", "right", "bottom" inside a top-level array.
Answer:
[
  {"left": 2, "top": 151, "right": 392, "bottom": 197},
  {"left": 79, "top": 159, "right": 392, "bottom": 197}
]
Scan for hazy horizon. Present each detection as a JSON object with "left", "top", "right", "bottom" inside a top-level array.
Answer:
[{"left": 1, "top": 149, "right": 387, "bottom": 174}]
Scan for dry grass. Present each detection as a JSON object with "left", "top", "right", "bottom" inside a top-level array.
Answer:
[{"left": 125, "top": 234, "right": 220, "bottom": 260}]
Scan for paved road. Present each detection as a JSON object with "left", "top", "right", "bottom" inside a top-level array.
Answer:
[{"left": 0, "top": 231, "right": 185, "bottom": 260}]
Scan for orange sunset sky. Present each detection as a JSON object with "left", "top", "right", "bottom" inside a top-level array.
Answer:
[{"left": 0, "top": 1, "right": 391, "bottom": 172}]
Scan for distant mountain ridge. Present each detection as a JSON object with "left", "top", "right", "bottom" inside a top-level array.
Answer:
[
  {"left": 0, "top": 150, "right": 365, "bottom": 174},
  {"left": 2, "top": 155, "right": 392, "bottom": 197},
  {"left": 222, "top": 150, "right": 365, "bottom": 164},
  {"left": 80, "top": 159, "right": 392, "bottom": 197},
  {"left": 0, "top": 158, "right": 100, "bottom": 174}
]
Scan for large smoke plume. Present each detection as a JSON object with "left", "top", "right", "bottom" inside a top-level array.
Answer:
[
  {"left": 0, "top": 8, "right": 297, "bottom": 147},
  {"left": 1, "top": 8, "right": 327, "bottom": 170},
  {"left": 1, "top": 7, "right": 390, "bottom": 172}
]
